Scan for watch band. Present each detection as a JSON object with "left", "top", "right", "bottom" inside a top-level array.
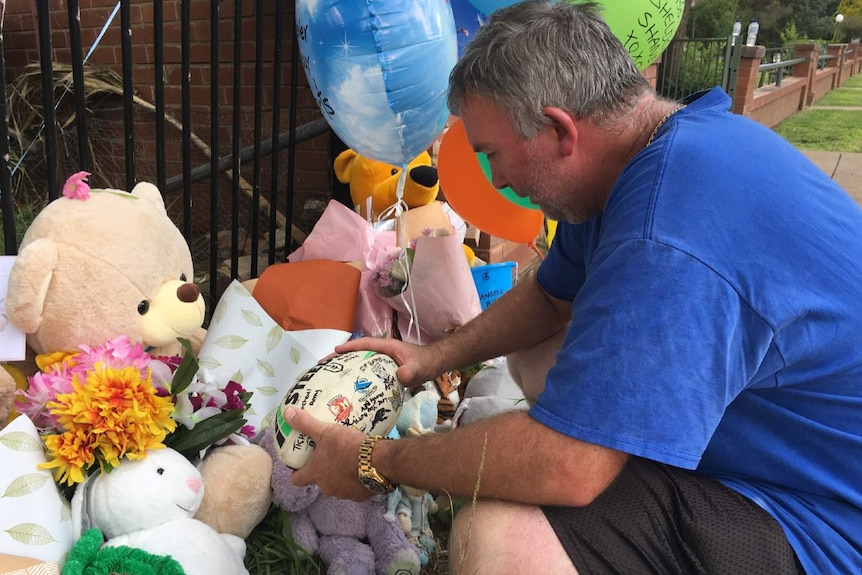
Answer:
[{"left": 358, "top": 435, "right": 396, "bottom": 494}]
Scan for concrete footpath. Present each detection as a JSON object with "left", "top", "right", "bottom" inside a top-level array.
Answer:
[{"left": 802, "top": 151, "right": 862, "bottom": 206}]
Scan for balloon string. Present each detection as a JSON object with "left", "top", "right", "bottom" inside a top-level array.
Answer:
[
  {"left": 376, "top": 167, "right": 410, "bottom": 249},
  {"left": 398, "top": 264, "right": 421, "bottom": 345},
  {"left": 391, "top": 166, "right": 420, "bottom": 342}
]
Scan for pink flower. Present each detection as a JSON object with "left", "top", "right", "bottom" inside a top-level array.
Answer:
[
  {"left": 221, "top": 380, "right": 247, "bottom": 411},
  {"left": 75, "top": 335, "right": 151, "bottom": 377},
  {"left": 62, "top": 171, "right": 91, "bottom": 200},
  {"left": 15, "top": 370, "right": 75, "bottom": 430}
]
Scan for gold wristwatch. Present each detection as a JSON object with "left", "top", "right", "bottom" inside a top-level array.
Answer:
[{"left": 358, "top": 435, "right": 395, "bottom": 494}]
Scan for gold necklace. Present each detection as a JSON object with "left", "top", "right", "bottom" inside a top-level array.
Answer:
[{"left": 647, "top": 104, "right": 685, "bottom": 146}]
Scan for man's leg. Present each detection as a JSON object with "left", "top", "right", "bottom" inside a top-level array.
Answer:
[
  {"left": 448, "top": 499, "right": 578, "bottom": 575},
  {"left": 506, "top": 325, "right": 567, "bottom": 404}
]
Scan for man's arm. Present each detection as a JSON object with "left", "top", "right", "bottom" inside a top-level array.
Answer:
[{"left": 287, "top": 408, "right": 628, "bottom": 507}]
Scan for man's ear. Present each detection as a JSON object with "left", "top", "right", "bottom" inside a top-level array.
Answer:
[{"left": 543, "top": 107, "right": 577, "bottom": 156}]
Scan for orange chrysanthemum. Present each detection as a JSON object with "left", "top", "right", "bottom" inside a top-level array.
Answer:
[{"left": 40, "top": 362, "right": 176, "bottom": 486}]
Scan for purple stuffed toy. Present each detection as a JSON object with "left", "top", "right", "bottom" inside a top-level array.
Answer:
[{"left": 261, "top": 430, "right": 421, "bottom": 575}]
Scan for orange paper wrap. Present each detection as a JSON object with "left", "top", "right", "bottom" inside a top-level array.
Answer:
[{"left": 252, "top": 260, "right": 361, "bottom": 332}]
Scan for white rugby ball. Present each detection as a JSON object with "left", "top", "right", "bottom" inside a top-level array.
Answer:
[{"left": 272, "top": 350, "right": 405, "bottom": 469}]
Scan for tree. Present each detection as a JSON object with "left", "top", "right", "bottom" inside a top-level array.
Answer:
[
  {"left": 689, "top": 0, "right": 739, "bottom": 38},
  {"left": 836, "top": 0, "right": 862, "bottom": 40},
  {"left": 836, "top": 0, "right": 862, "bottom": 18}
]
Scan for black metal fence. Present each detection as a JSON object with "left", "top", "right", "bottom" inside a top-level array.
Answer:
[
  {"left": 657, "top": 37, "right": 741, "bottom": 101},
  {"left": 0, "top": 0, "right": 331, "bottom": 309}
]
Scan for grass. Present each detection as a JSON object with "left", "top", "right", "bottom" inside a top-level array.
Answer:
[
  {"left": 773, "top": 109, "right": 862, "bottom": 152},
  {"left": 772, "top": 72, "right": 862, "bottom": 153},
  {"left": 813, "top": 88, "right": 862, "bottom": 107},
  {"left": 842, "top": 74, "right": 862, "bottom": 88}
]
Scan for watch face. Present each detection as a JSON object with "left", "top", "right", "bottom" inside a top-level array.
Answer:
[{"left": 360, "top": 475, "right": 388, "bottom": 494}]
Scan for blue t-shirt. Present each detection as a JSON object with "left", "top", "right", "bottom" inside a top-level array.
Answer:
[{"left": 531, "top": 88, "right": 862, "bottom": 573}]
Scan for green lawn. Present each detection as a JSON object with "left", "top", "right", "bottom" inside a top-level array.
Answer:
[
  {"left": 814, "top": 88, "right": 862, "bottom": 107},
  {"left": 773, "top": 109, "right": 862, "bottom": 152},
  {"left": 843, "top": 74, "right": 862, "bottom": 88}
]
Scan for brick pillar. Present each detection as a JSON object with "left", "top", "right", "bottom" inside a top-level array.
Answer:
[
  {"left": 642, "top": 62, "right": 658, "bottom": 90},
  {"left": 850, "top": 42, "right": 861, "bottom": 75},
  {"left": 826, "top": 44, "right": 846, "bottom": 87},
  {"left": 732, "top": 45, "right": 766, "bottom": 116},
  {"left": 793, "top": 43, "right": 819, "bottom": 108}
]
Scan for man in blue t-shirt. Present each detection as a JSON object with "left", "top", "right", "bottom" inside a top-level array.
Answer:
[{"left": 281, "top": 2, "right": 861, "bottom": 573}]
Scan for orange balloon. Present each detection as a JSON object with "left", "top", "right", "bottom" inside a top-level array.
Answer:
[{"left": 438, "top": 119, "right": 544, "bottom": 244}]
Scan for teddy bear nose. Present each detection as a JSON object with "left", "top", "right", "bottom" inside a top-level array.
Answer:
[
  {"left": 187, "top": 476, "right": 203, "bottom": 494},
  {"left": 409, "top": 165, "right": 438, "bottom": 188},
  {"left": 177, "top": 283, "right": 200, "bottom": 303}
]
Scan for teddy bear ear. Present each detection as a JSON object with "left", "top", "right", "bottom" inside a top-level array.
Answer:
[
  {"left": 333, "top": 149, "right": 359, "bottom": 184},
  {"left": 70, "top": 472, "right": 99, "bottom": 540},
  {"left": 130, "top": 182, "right": 168, "bottom": 216},
  {"left": 6, "top": 237, "right": 59, "bottom": 334}
]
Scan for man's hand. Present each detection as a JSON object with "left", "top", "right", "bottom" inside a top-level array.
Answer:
[
  {"left": 283, "top": 407, "right": 374, "bottom": 501},
  {"left": 334, "top": 337, "right": 444, "bottom": 388}
]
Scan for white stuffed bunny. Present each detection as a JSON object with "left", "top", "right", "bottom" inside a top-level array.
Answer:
[{"left": 71, "top": 447, "right": 249, "bottom": 575}]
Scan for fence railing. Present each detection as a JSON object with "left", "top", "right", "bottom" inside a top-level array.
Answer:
[
  {"left": 657, "top": 36, "right": 861, "bottom": 128},
  {"left": 759, "top": 46, "right": 804, "bottom": 87}
]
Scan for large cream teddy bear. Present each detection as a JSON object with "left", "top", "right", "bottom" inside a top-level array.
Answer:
[{"left": 0, "top": 179, "right": 271, "bottom": 540}]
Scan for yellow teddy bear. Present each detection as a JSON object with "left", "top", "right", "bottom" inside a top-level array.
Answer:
[{"left": 334, "top": 149, "right": 440, "bottom": 221}]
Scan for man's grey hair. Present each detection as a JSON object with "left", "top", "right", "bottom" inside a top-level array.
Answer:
[{"left": 448, "top": 0, "right": 652, "bottom": 139}]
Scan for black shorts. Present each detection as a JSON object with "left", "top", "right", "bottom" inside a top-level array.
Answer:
[{"left": 542, "top": 457, "right": 804, "bottom": 575}]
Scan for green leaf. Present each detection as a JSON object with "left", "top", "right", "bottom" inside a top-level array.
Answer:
[
  {"left": 289, "top": 347, "right": 302, "bottom": 365},
  {"left": 241, "top": 309, "right": 263, "bottom": 327},
  {"left": 170, "top": 338, "right": 200, "bottom": 396},
  {"left": 256, "top": 385, "right": 279, "bottom": 396},
  {"left": 2, "top": 473, "right": 49, "bottom": 497},
  {"left": 165, "top": 411, "right": 247, "bottom": 458},
  {"left": 257, "top": 359, "right": 275, "bottom": 378},
  {"left": 5, "top": 523, "right": 56, "bottom": 545},
  {"left": 266, "top": 326, "right": 283, "bottom": 352},
  {"left": 216, "top": 335, "right": 249, "bottom": 350},
  {"left": 232, "top": 370, "right": 244, "bottom": 384},
  {"left": 0, "top": 431, "right": 44, "bottom": 452}
]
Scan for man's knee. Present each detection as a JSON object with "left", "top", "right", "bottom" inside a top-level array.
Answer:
[
  {"left": 506, "top": 326, "right": 567, "bottom": 404},
  {"left": 448, "top": 500, "right": 577, "bottom": 575}
]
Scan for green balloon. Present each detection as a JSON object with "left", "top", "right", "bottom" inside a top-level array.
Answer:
[
  {"left": 476, "top": 153, "right": 541, "bottom": 210},
  {"left": 569, "top": 0, "right": 685, "bottom": 71}
]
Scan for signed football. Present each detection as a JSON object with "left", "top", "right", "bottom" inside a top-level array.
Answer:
[{"left": 272, "top": 350, "right": 405, "bottom": 469}]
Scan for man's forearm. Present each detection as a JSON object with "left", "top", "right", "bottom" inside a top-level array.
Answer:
[{"left": 372, "top": 410, "right": 628, "bottom": 507}]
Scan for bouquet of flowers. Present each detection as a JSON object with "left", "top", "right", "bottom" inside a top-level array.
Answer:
[
  {"left": 14, "top": 335, "right": 253, "bottom": 486},
  {"left": 371, "top": 228, "right": 482, "bottom": 344}
]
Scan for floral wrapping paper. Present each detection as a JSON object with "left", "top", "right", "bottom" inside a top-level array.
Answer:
[
  {"left": 382, "top": 234, "right": 482, "bottom": 344},
  {"left": 195, "top": 280, "right": 352, "bottom": 437},
  {"left": 0, "top": 415, "right": 73, "bottom": 565},
  {"left": 287, "top": 200, "right": 397, "bottom": 338}
]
